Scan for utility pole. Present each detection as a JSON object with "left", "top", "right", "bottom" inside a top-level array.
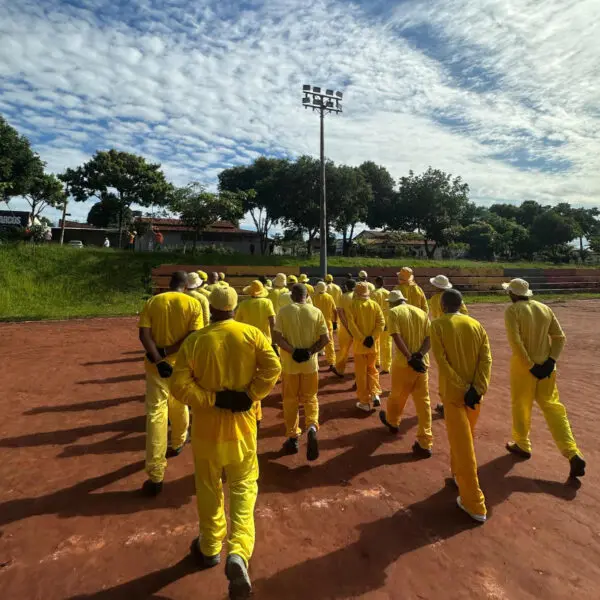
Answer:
[
  {"left": 302, "top": 85, "right": 343, "bottom": 279},
  {"left": 59, "top": 199, "right": 68, "bottom": 246}
]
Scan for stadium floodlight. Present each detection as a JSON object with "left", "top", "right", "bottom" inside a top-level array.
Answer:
[{"left": 301, "top": 84, "right": 344, "bottom": 278}]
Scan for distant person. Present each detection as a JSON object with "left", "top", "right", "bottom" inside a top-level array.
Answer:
[
  {"left": 44, "top": 229, "right": 52, "bottom": 244},
  {"left": 103, "top": 237, "right": 110, "bottom": 248},
  {"left": 204, "top": 272, "right": 220, "bottom": 293},
  {"left": 298, "top": 274, "right": 314, "bottom": 297},
  {"left": 186, "top": 272, "right": 210, "bottom": 327},
  {"left": 312, "top": 281, "right": 339, "bottom": 375},
  {"left": 395, "top": 267, "right": 428, "bottom": 313},
  {"left": 171, "top": 287, "right": 280, "bottom": 597},
  {"left": 128, "top": 230, "right": 136, "bottom": 251},
  {"left": 358, "top": 270, "right": 375, "bottom": 293},
  {"left": 334, "top": 279, "right": 356, "bottom": 376},
  {"left": 154, "top": 229, "right": 164, "bottom": 251},
  {"left": 324, "top": 274, "right": 343, "bottom": 330},
  {"left": 250, "top": 243, "right": 255, "bottom": 256},
  {"left": 138, "top": 271, "right": 204, "bottom": 496},
  {"left": 268, "top": 273, "right": 289, "bottom": 315},
  {"left": 503, "top": 278, "right": 585, "bottom": 480},
  {"left": 236, "top": 281, "right": 276, "bottom": 343},
  {"left": 218, "top": 272, "right": 229, "bottom": 288},
  {"left": 196, "top": 270, "right": 210, "bottom": 297},
  {"left": 431, "top": 289, "right": 492, "bottom": 523},
  {"left": 371, "top": 276, "right": 392, "bottom": 374},
  {"left": 429, "top": 275, "right": 468, "bottom": 320}
]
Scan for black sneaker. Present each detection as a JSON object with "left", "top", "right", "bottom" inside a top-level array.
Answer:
[
  {"left": 307, "top": 427, "right": 319, "bottom": 461},
  {"left": 226, "top": 554, "right": 252, "bottom": 599},
  {"left": 412, "top": 441, "right": 433, "bottom": 459},
  {"left": 282, "top": 437, "right": 299, "bottom": 455},
  {"left": 190, "top": 538, "right": 220, "bottom": 570},
  {"left": 505, "top": 442, "right": 532, "bottom": 459},
  {"left": 329, "top": 365, "right": 344, "bottom": 378},
  {"left": 166, "top": 446, "right": 184, "bottom": 458},
  {"left": 141, "top": 479, "right": 163, "bottom": 497},
  {"left": 435, "top": 404, "right": 445, "bottom": 418},
  {"left": 569, "top": 455, "right": 586, "bottom": 479},
  {"left": 379, "top": 410, "right": 399, "bottom": 434}
]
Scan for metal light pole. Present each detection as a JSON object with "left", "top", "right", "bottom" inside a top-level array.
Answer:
[{"left": 302, "top": 85, "right": 343, "bottom": 279}]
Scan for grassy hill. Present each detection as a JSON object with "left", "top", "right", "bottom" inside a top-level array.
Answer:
[{"left": 1, "top": 244, "right": 598, "bottom": 321}]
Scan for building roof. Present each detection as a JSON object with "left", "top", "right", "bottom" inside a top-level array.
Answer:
[
  {"left": 354, "top": 230, "right": 433, "bottom": 246},
  {"left": 138, "top": 218, "right": 253, "bottom": 234}
]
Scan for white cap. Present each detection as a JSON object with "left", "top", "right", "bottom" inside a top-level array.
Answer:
[
  {"left": 502, "top": 278, "right": 533, "bottom": 297},
  {"left": 386, "top": 290, "right": 406, "bottom": 303},
  {"left": 358, "top": 270, "right": 368, "bottom": 279},
  {"left": 187, "top": 272, "right": 202, "bottom": 290},
  {"left": 315, "top": 281, "right": 327, "bottom": 294},
  {"left": 430, "top": 275, "right": 452, "bottom": 290}
]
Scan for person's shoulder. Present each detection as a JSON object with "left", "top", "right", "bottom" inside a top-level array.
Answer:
[{"left": 407, "top": 303, "right": 428, "bottom": 318}]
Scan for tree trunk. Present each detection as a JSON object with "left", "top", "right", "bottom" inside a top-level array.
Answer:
[{"left": 580, "top": 236, "right": 584, "bottom": 259}]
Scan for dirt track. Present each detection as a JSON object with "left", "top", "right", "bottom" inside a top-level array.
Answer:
[{"left": 1, "top": 300, "right": 600, "bottom": 599}]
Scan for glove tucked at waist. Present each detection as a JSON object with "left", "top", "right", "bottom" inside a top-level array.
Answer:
[
  {"left": 363, "top": 336, "right": 374, "bottom": 349},
  {"left": 156, "top": 361, "right": 173, "bottom": 379},
  {"left": 464, "top": 385, "right": 481, "bottom": 410},
  {"left": 215, "top": 390, "right": 254, "bottom": 412},
  {"left": 407, "top": 353, "right": 427, "bottom": 373},
  {"left": 292, "top": 348, "right": 311, "bottom": 363},
  {"left": 146, "top": 347, "right": 167, "bottom": 363},
  {"left": 531, "top": 358, "right": 555, "bottom": 380}
]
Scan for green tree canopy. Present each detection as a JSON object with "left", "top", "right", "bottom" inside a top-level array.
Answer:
[
  {"left": 23, "top": 173, "right": 67, "bottom": 219},
  {"left": 87, "top": 194, "right": 133, "bottom": 229},
  {"left": 359, "top": 161, "right": 396, "bottom": 229}
]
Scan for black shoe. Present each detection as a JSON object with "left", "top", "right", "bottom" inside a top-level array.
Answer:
[
  {"left": 569, "top": 455, "right": 586, "bottom": 479},
  {"left": 282, "top": 437, "right": 299, "bottom": 455},
  {"left": 379, "top": 410, "right": 399, "bottom": 434},
  {"left": 226, "top": 554, "right": 252, "bottom": 599},
  {"left": 307, "top": 427, "right": 319, "bottom": 461},
  {"left": 435, "top": 404, "right": 445, "bottom": 418},
  {"left": 412, "top": 441, "right": 433, "bottom": 459},
  {"left": 351, "top": 382, "right": 357, "bottom": 391},
  {"left": 141, "top": 479, "right": 163, "bottom": 497},
  {"left": 505, "top": 442, "right": 532, "bottom": 459},
  {"left": 329, "top": 365, "right": 344, "bottom": 378},
  {"left": 166, "top": 445, "right": 184, "bottom": 458},
  {"left": 380, "top": 370, "right": 389, "bottom": 375},
  {"left": 190, "top": 538, "right": 221, "bottom": 570}
]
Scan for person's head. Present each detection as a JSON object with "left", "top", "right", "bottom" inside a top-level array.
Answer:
[
  {"left": 358, "top": 270, "right": 368, "bottom": 282},
  {"left": 288, "top": 275, "right": 298, "bottom": 285},
  {"left": 315, "top": 281, "right": 327, "bottom": 294},
  {"left": 197, "top": 271, "right": 208, "bottom": 285},
  {"left": 354, "top": 282, "right": 370, "bottom": 299},
  {"left": 397, "top": 267, "right": 414, "bottom": 284},
  {"left": 346, "top": 273, "right": 353, "bottom": 279},
  {"left": 298, "top": 274, "right": 309, "bottom": 284},
  {"left": 243, "top": 280, "right": 269, "bottom": 298},
  {"left": 386, "top": 290, "right": 406, "bottom": 308},
  {"left": 209, "top": 287, "right": 238, "bottom": 321},
  {"left": 441, "top": 289, "right": 464, "bottom": 314},
  {"left": 258, "top": 275, "right": 268, "bottom": 286},
  {"left": 345, "top": 278, "right": 356, "bottom": 293},
  {"left": 430, "top": 274, "right": 452, "bottom": 291},
  {"left": 502, "top": 278, "right": 533, "bottom": 303},
  {"left": 291, "top": 283, "right": 308, "bottom": 304},
  {"left": 187, "top": 272, "right": 202, "bottom": 290},
  {"left": 325, "top": 274, "right": 333, "bottom": 283},
  {"left": 169, "top": 271, "right": 188, "bottom": 291},
  {"left": 274, "top": 273, "right": 287, "bottom": 288},
  {"left": 208, "top": 272, "right": 219, "bottom": 285},
  {"left": 219, "top": 272, "right": 226, "bottom": 281},
  {"left": 375, "top": 276, "right": 384, "bottom": 289}
]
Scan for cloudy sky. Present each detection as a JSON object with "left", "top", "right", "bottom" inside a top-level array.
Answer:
[{"left": 1, "top": 0, "right": 598, "bottom": 228}]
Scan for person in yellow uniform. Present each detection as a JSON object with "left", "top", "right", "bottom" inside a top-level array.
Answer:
[
  {"left": 196, "top": 270, "right": 211, "bottom": 298},
  {"left": 502, "top": 278, "right": 585, "bottom": 479},
  {"left": 371, "top": 276, "right": 392, "bottom": 374},
  {"left": 395, "top": 267, "right": 428, "bottom": 313},
  {"left": 348, "top": 282, "right": 385, "bottom": 412},
  {"left": 312, "top": 281, "right": 340, "bottom": 375},
  {"left": 379, "top": 291, "right": 433, "bottom": 458},
  {"left": 358, "top": 270, "right": 376, "bottom": 293},
  {"left": 298, "top": 274, "right": 315, "bottom": 296},
  {"left": 170, "top": 287, "right": 280, "bottom": 597},
  {"left": 334, "top": 279, "right": 356, "bottom": 376},
  {"left": 204, "top": 272, "right": 220, "bottom": 293},
  {"left": 287, "top": 274, "right": 298, "bottom": 285},
  {"left": 325, "top": 274, "right": 343, "bottom": 330},
  {"left": 218, "top": 272, "right": 229, "bottom": 287},
  {"left": 268, "top": 273, "right": 289, "bottom": 314},
  {"left": 187, "top": 272, "right": 211, "bottom": 327},
  {"left": 236, "top": 281, "right": 276, "bottom": 342},
  {"left": 138, "top": 271, "right": 204, "bottom": 496},
  {"left": 273, "top": 284, "right": 329, "bottom": 459},
  {"left": 431, "top": 289, "right": 492, "bottom": 523}
]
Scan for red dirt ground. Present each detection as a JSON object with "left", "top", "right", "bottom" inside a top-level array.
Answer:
[{"left": 1, "top": 300, "right": 600, "bottom": 600}]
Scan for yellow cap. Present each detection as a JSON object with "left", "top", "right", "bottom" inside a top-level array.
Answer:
[
  {"left": 355, "top": 282, "right": 370, "bottom": 298},
  {"left": 315, "top": 281, "right": 327, "bottom": 294},
  {"left": 298, "top": 274, "right": 309, "bottom": 283},
  {"left": 266, "top": 279, "right": 272, "bottom": 289},
  {"left": 209, "top": 287, "right": 238, "bottom": 311},
  {"left": 243, "top": 280, "right": 269, "bottom": 298},
  {"left": 219, "top": 272, "right": 226, "bottom": 280},
  {"left": 397, "top": 267, "right": 414, "bottom": 283},
  {"left": 288, "top": 275, "right": 298, "bottom": 284},
  {"left": 325, "top": 274, "right": 333, "bottom": 283},
  {"left": 197, "top": 270, "right": 208, "bottom": 282}
]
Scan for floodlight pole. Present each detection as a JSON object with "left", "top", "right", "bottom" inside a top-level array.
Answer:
[{"left": 319, "top": 107, "right": 326, "bottom": 279}]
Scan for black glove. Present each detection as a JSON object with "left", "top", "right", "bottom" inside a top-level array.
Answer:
[
  {"left": 156, "top": 361, "right": 173, "bottom": 379},
  {"left": 333, "top": 321, "right": 338, "bottom": 331},
  {"left": 363, "top": 336, "right": 375, "bottom": 349},
  {"left": 145, "top": 347, "right": 167, "bottom": 363},
  {"left": 215, "top": 390, "right": 254, "bottom": 413},
  {"left": 272, "top": 344, "right": 280, "bottom": 357},
  {"left": 464, "top": 385, "right": 481, "bottom": 410},
  {"left": 538, "top": 358, "right": 556, "bottom": 379},
  {"left": 292, "top": 348, "right": 311, "bottom": 363},
  {"left": 407, "top": 353, "right": 427, "bottom": 373},
  {"left": 530, "top": 363, "right": 546, "bottom": 380}
]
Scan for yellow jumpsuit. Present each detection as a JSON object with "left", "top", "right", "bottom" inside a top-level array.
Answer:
[
  {"left": 188, "top": 289, "right": 210, "bottom": 327},
  {"left": 138, "top": 292, "right": 204, "bottom": 483},
  {"left": 348, "top": 296, "right": 385, "bottom": 406},
  {"left": 171, "top": 320, "right": 280, "bottom": 564},
  {"left": 371, "top": 287, "right": 392, "bottom": 372},
  {"left": 387, "top": 304, "right": 433, "bottom": 449},
  {"left": 335, "top": 291, "right": 354, "bottom": 374},
  {"left": 429, "top": 292, "right": 468, "bottom": 320},
  {"left": 268, "top": 286, "right": 289, "bottom": 315},
  {"left": 326, "top": 283, "right": 343, "bottom": 310},
  {"left": 312, "top": 291, "right": 337, "bottom": 367},
  {"left": 395, "top": 282, "right": 429, "bottom": 314},
  {"left": 275, "top": 303, "right": 329, "bottom": 438},
  {"left": 431, "top": 313, "right": 492, "bottom": 517},
  {"left": 505, "top": 300, "right": 581, "bottom": 459}
]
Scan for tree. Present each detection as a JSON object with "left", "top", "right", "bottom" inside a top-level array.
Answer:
[
  {"left": 459, "top": 222, "right": 496, "bottom": 260},
  {"left": 0, "top": 115, "right": 45, "bottom": 203},
  {"left": 530, "top": 210, "right": 576, "bottom": 257},
  {"left": 23, "top": 173, "right": 67, "bottom": 219},
  {"left": 391, "top": 167, "right": 470, "bottom": 258},
  {"left": 171, "top": 183, "right": 244, "bottom": 249},
  {"left": 359, "top": 161, "right": 396, "bottom": 229},
  {"left": 87, "top": 194, "right": 133, "bottom": 229},
  {"left": 554, "top": 203, "right": 599, "bottom": 258},
  {"left": 60, "top": 150, "right": 173, "bottom": 247}
]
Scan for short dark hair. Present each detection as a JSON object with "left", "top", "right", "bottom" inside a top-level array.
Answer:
[
  {"left": 441, "top": 289, "right": 463, "bottom": 312},
  {"left": 291, "top": 283, "right": 307, "bottom": 301},
  {"left": 170, "top": 271, "right": 188, "bottom": 290},
  {"left": 375, "top": 276, "right": 384, "bottom": 286},
  {"left": 258, "top": 275, "right": 268, "bottom": 285},
  {"left": 345, "top": 278, "right": 357, "bottom": 292}
]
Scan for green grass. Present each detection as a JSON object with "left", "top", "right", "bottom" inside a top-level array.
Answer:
[
  {"left": 466, "top": 292, "right": 600, "bottom": 305},
  {"left": 0, "top": 244, "right": 598, "bottom": 321}
]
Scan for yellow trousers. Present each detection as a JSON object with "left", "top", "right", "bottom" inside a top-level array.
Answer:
[
  {"left": 355, "top": 353, "right": 380, "bottom": 406},
  {"left": 145, "top": 366, "right": 189, "bottom": 483},
  {"left": 192, "top": 440, "right": 258, "bottom": 564},
  {"left": 444, "top": 393, "right": 486, "bottom": 516},
  {"left": 510, "top": 357, "right": 581, "bottom": 459},
  {"left": 335, "top": 325, "right": 353, "bottom": 373},
  {"left": 376, "top": 332, "right": 393, "bottom": 372},
  {"left": 324, "top": 322, "right": 336, "bottom": 366},
  {"left": 282, "top": 372, "right": 319, "bottom": 438},
  {"left": 387, "top": 364, "right": 433, "bottom": 449}
]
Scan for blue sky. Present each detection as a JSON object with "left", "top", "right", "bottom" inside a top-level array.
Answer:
[{"left": 1, "top": 0, "right": 598, "bottom": 228}]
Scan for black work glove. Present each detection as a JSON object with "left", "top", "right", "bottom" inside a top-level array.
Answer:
[
  {"left": 363, "top": 336, "right": 375, "bottom": 349},
  {"left": 464, "top": 385, "right": 482, "bottom": 410},
  {"left": 215, "top": 390, "right": 254, "bottom": 413},
  {"left": 538, "top": 358, "right": 556, "bottom": 379},
  {"left": 408, "top": 353, "right": 427, "bottom": 373},
  {"left": 530, "top": 363, "right": 546, "bottom": 380},
  {"left": 156, "top": 361, "right": 173, "bottom": 379},
  {"left": 272, "top": 344, "right": 280, "bottom": 357},
  {"left": 292, "top": 348, "right": 311, "bottom": 363},
  {"left": 146, "top": 347, "right": 167, "bottom": 363},
  {"left": 333, "top": 321, "right": 338, "bottom": 331}
]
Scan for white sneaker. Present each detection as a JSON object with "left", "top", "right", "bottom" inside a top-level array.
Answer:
[
  {"left": 457, "top": 496, "right": 486, "bottom": 523},
  {"left": 356, "top": 402, "right": 372, "bottom": 413},
  {"left": 372, "top": 395, "right": 381, "bottom": 407}
]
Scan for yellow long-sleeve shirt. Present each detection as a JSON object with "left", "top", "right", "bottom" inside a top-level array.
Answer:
[
  {"left": 394, "top": 283, "right": 428, "bottom": 314},
  {"left": 371, "top": 287, "right": 391, "bottom": 323},
  {"left": 431, "top": 313, "right": 492, "bottom": 398},
  {"left": 188, "top": 290, "right": 210, "bottom": 328},
  {"left": 504, "top": 299, "right": 566, "bottom": 368},
  {"left": 138, "top": 292, "right": 204, "bottom": 366},
  {"left": 268, "top": 287, "right": 289, "bottom": 314},
  {"left": 305, "top": 283, "right": 315, "bottom": 297},
  {"left": 171, "top": 320, "right": 280, "bottom": 464},
  {"left": 347, "top": 297, "right": 385, "bottom": 355},
  {"left": 429, "top": 292, "right": 468, "bottom": 320},
  {"left": 197, "top": 287, "right": 211, "bottom": 298},
  {"left": 387, "top": 304, "right": 431, "bottom": 367},
  {"left": 312, "top": 291, "right": 337, "bottom": 324},
  {"left": 235, "top": 297, "right": 276, "bottom": 342},
  {"left": 275, "top": 303, "right": 329, "bottom": 374},
  {"left": 326, "top": 283, "right": 343, "bottom": 307}
]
